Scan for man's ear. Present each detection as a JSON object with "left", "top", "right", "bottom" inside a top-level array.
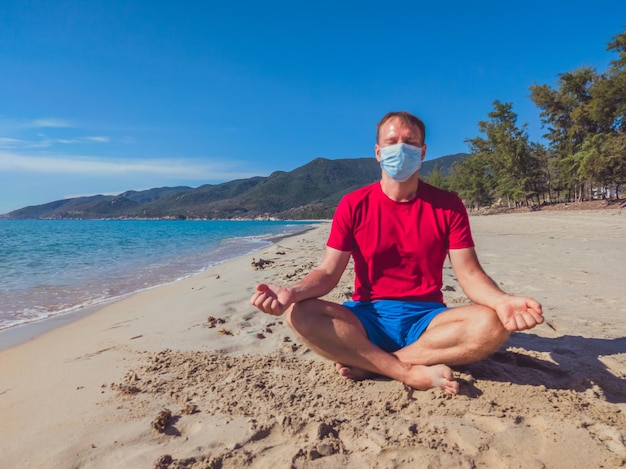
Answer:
[
  {"left": 375, "top": 144, "right": 381, "bottom": 162},
  {"left": 421, "top": 144, "right": 427, "bottom": 161}
]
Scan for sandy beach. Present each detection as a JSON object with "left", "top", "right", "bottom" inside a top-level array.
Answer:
[{"left": 1, "top": 209, "right": 625, "bottom": 468}]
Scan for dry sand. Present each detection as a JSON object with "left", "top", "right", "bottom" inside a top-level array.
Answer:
[{"left": 1, "top": 209, "right": 625, "bottom": 468}]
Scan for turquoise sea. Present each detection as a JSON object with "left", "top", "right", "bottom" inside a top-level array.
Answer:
[{"left": 0, "top": 219, "right": 314, "bottom": 331}]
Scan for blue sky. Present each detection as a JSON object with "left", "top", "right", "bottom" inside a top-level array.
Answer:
[{"left": 1, "top": 1, "right": 624, "bottom": 214}]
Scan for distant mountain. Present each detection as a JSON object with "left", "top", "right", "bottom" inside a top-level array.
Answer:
[{"left": 4, "top": 153, "right": 468, "bottom": 220}]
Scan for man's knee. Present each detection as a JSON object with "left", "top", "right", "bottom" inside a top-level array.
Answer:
[
  {"left": 285, "top": 299, "right": 359, "bottom": 338},
  {"left": 284, "top": 299, "right": 316, "bottom": 333},
  {"left": 472, "top": 306, "right": 510, "bottom": 350}
]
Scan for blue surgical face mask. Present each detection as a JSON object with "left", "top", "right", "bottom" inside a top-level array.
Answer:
[{"left": 379, "top": 143, "right": 423, "bottom": 182}]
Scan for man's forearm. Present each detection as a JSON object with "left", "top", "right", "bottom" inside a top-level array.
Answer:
[
  {"left": 289, "top": 268, "right": 341, "bottom": 303},
  {"left": 459, "top": 271, "right": 512, "bottom": 309}
]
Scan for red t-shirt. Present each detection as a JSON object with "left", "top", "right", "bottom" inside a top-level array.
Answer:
[{"left": 327, "top": 181, "right": 474, "bottom": 303}]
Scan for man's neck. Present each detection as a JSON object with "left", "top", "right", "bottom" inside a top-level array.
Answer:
[{"left": 380, "top": 173, "right": 420, "bottom": 202}]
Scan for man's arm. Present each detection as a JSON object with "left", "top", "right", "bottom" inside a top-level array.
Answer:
[
  {"left": 250, "top": 246, "right": 351, "bottom": 316},
  {"left": 448, "top": 247, "right": 544, "bottom": 331}
]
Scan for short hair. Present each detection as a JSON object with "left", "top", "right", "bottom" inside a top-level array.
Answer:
[{"left": 376, "top": 111, "right": 426, "bottom": 145}]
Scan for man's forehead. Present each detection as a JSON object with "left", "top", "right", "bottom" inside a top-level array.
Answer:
[{"left": 381, "top": 118, "right": 422, "bottom": 139}]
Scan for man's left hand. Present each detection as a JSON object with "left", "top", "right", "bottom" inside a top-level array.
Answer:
[{"left": 495, "top": 296, "right": 544, "bottom": 332}]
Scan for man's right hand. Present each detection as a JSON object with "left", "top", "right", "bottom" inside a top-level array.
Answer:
[{"left": 250, "top": 283, "right": 296, "bottom": 316}]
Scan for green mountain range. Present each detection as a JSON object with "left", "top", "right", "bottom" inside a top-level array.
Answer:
[{"left": 4, "top": 153, "right": 468, "bottom": 220}]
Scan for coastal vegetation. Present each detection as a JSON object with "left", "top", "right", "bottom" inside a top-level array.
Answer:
[{"left": 425, "top": 28, "right": 626, "bottom": 210}]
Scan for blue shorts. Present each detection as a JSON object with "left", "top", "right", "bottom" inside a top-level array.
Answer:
[{"left": 343, "top": 300, "right": 449, "bottom": 353}]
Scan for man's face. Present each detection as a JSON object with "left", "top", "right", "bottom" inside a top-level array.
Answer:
[{"left": 375, "top": 117, "right": 426, "bottom": 162}]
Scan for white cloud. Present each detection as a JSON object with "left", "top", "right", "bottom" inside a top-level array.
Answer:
[
  {"left": 30, "top": 118, "right": 73, "bottom": 128},
  {"left": 0, "top": 137, "right": 23, "bottom": 147},
  {"left": 52, "top": 136, "right": 111, "bottom": 144},
  {"left": 84, "top": 136, "right": 110, "bottom": 143},
  {"left": 0, "top": 136, "right": 53, "bottom": 149},
  {"left": 0, "top": 118, "right": 74, "bottom": 132},
  {"left": 0, "top": 151, "right": 258, "bottom": 180},
  {"left": 0, "top": 135, "right": 112, "bottom": 149},
  {"left": 0, "top": 137, "right": 51, "bottom": 150},
  {"left": 1, "top": 118, "right": 114, "bottom": 151}
]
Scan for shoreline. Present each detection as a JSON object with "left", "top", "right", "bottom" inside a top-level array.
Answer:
[
  {"left": 0, "top": 301, "right": 110, "bottom": 352},
  {"left": 1, "top": 211, "right": 625, "bottom": 468},
  {"left": 0, "top": 222, "right": 323, "bottom": 350}
]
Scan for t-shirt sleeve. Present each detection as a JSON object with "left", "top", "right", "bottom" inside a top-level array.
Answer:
[
  {"left": 447, "top": 194, "right": 475, "bottom": 250},
  {"left": 327, "top": 196, "right": 354, "bottom": 252}
]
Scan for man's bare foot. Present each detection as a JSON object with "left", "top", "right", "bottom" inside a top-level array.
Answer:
[
  {"left": 335, "top": 362, "right": 375, "bottom": 381},
  {"left": 405, "top": 364, "right": 459, "bottom": 395},
  {"left": 335, "top": 362, "right": 458, "bottom": 394}
]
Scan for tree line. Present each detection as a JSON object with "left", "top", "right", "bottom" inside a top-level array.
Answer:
[{"left": 426, "top": 29, "right": 626, "bottom": 210}]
